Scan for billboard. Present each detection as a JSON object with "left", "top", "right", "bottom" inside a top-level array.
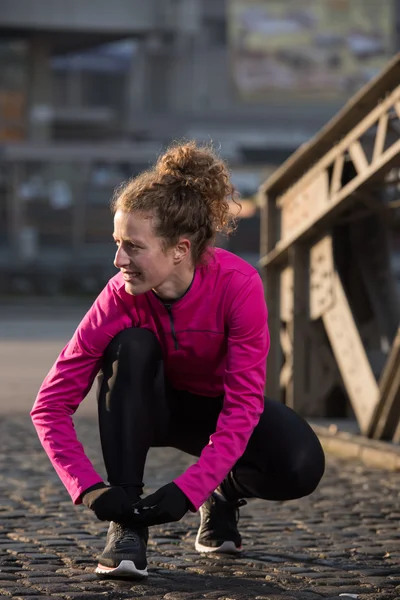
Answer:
[{"left": 228, "top": 0, "right": 395, "bottom": 102}]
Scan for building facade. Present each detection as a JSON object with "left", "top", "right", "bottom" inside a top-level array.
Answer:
[{"left": 0, "top": 0, "right": 398, "bottom": 293}]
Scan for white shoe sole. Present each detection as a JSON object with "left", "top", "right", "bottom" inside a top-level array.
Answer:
[
  {"left": 95, "top": 559, "right": 148, "bottom": 579},
  {"left": 195, "top": 538, "right": 242, "bottom": 554}
]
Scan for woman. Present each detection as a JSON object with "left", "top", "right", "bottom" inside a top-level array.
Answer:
[{"left": 31, "top": 141, "right": 325, "bottom": 580}]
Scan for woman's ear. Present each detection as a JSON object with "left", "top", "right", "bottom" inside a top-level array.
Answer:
[{"left": 174, "top": 239, "right": 191, "bottom": 263}]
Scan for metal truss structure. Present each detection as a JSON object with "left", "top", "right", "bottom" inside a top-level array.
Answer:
[{"left": 259, "top": 54, "right": 400, "bottom": 441}]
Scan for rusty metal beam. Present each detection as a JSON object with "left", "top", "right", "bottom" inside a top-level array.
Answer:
[
  {"left": 322, "top": 271, "right": 380, "bottom": 434},
  {"left": 260, "top": 53, "right": 400, "bottom": 199},
  {"left": 260, "top": 134, "right": 400, "bottom": 267},
  {"left": 260, "top": 55, "right": 400, "bottom": 440},
  {"left": 368, "top": 327, "right": 400, "bottom": 440},
  {"left": 307, "top": 236, "right": 380, "bottom": 433}
]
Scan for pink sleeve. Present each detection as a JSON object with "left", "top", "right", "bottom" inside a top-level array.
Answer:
[
  {"left": 174, "top": 272, "right": 269, "bottom": 510},
  {"left": 31, "top": 277, "right": 135, "bottom": 504}
]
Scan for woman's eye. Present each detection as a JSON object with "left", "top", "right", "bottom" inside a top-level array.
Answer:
[{"left": 114, "top": 240, "right": 139, "bottom": 249}]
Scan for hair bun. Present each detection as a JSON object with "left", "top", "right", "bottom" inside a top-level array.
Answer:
[
  {"left": 156, "top": 140, "right": 218, "bottom": 192},
  {"left": 155, "top": 140, "right": 240, "bottom": 230}
]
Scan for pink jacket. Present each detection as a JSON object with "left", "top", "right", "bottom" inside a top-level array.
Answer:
[{"left": 31, "top": 248, "right": 269, "bottom": 511}]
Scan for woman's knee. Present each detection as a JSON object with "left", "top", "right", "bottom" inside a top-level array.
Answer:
[
  {"left": 289, "top": 444, "right": 325, "bottom": 499},
  {"left": 238, "top": 442, "right": 325, "bottom": 502},
  {"left": 104, "top": 327, "right": 162, "bottom": 365}
]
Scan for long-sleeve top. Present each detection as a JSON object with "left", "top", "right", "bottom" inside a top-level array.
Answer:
[{"left": 31, "top": 247, "right": 270, "bottom": 510}]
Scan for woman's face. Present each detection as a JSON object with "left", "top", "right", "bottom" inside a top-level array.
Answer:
[{"left": 113, "top": 209, "right": 178, "bottom": 295}]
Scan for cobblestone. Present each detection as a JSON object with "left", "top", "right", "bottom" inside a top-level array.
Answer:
[
  {"left": 1, "top": 304, "right": 400, "bottom": 599},
  {"left": 0, "top": 415, "right": 399, "bottom": 599}
]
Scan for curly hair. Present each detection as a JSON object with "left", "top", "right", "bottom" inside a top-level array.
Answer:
[{"left": 111, "top": 140, "right": 241, "bottom": 264}]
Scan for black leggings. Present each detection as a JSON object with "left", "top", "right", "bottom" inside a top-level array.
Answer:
[{"left": 97, "top": 328, "right": 325, "bottom": 504}]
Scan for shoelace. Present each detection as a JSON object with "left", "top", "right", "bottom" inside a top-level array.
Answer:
[
  {"left": 226, "top": 498, "right": 247, "bottom": 523},
  {"left": 238, "top": 499, "right": 247, "bottom": 523},
  {"left": 113, "top": 524, "right": 140, "bottom": 547},
  {"left": 210, "top": 496, "right": 247, "bottom": 524}
]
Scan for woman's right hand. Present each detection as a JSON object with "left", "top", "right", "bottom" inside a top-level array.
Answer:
[{"left": 81, "top": 484, "right": 133, "bottom": 522}]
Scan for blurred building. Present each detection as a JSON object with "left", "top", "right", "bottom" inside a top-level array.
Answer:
[{"left": 0, "top": 0, "right": 398, "bottom": 294}]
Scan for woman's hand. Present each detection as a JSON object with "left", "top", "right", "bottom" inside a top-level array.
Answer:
[
  {"left": 81, "top": 484, "right": 133, "bottom": 522},
  {"left": 129, "top": 482, "right": 192, "bottom": 526}
]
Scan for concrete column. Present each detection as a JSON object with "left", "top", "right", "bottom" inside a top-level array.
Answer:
[
  {"left": 72, "top": 163, "right": 90, "bottom": 258},
  {"left": 144, "top": 34, "right": 172, "bottom": 113},
  {"left": 191, "top": 31, "right": 210, "bottom": 111},
  {"left": 168, "top": 33, "right": 195, "bottom": 112},
  {"left": 396, "top": 0, "right": 400, "bottom": 51},
  {"left": 28, "top": 36, "right": 53, "bottom": 142},
  {"left": 176, "top": 0, "right": 205, "bottom": 111},
  {"left": 126, "top": 34, "right": 173, "bottom": 120},
  {"left": 66, "top": 68, "right": 82, "bottom": 108},
  {"left": 8, "top": 163, "right": 24, "bottom": 260},
  {"left": 125, "top": 38, "right": 148, "bottom": 125}
]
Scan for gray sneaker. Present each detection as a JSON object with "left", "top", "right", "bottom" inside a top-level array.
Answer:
[
  {"left": 195, "top": 493, "right": 246, "bottom": 554},
  {"left": 95, "top": 521, "right": 148, "bottom": 579}
]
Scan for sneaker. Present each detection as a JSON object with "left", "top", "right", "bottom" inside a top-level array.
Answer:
[
  {"left": 95, "top": 521, "right": 148, "bottom": 579},
  {"left": 195, "top": 493, "right": 247, "bottom": 554}
]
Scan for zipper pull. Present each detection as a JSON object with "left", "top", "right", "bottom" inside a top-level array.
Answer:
[{"left": 164, "top": 303, "right": 178, "bottom": 349}]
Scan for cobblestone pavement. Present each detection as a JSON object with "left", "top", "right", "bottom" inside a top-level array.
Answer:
[
  {"left": 1, "top": 415, "right": 400, "bottom": 600},
  {"left": 1, "top": 305, "right": 400, "bottom": 600}
]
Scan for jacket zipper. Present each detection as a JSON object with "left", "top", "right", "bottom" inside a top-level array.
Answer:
[{"left": 164, "top": 304, "right": 179, "bottom": 350}]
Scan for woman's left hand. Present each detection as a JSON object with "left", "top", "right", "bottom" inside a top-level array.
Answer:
[{"left": 129, "top": 482, "right": 192, "bottom": 526}]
